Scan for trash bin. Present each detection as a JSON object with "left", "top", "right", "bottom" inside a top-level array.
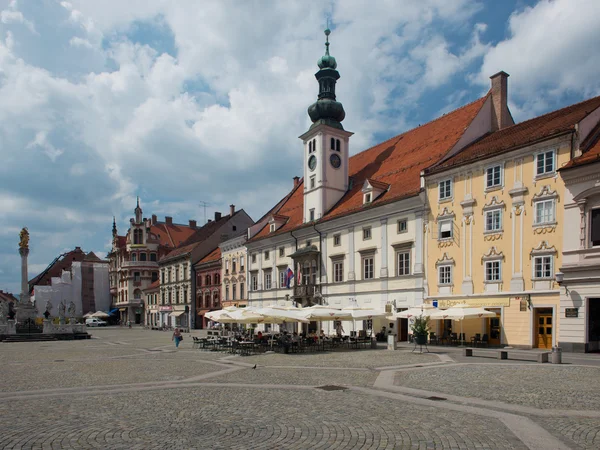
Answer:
[
  {"left": 387, "top": 334, "right": 397, "bottom": 351},
  {"left": 551, "top": 346, "right": 562, "bottom": 364}
]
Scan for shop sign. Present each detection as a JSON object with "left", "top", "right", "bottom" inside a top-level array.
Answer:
[
  {"left": 436, "top": 298, "right": 510, "bottom": 308},
  {"left": 513, "top": 295, "right": 530, "bottom": 312},
  {"left": 565, "top": 308, "right": 578, "bottom": 318},
  {"left": 159, "top": 306, "right": 172, "bottom": 312}
]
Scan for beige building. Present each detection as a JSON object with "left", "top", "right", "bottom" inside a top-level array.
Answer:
[
  {"left": 424, "top": 85, "right": 600, "bottom": 349},
  {"left": 220, "top": 232, "right": 249, "bottom": 308}
]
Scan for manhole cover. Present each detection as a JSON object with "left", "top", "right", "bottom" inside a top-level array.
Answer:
[
  {"left": 426, "top": 396, "right": 447, "bottom": 401},
  {"left": 316, "top": 385, "right": 348, "bottom": 391}
]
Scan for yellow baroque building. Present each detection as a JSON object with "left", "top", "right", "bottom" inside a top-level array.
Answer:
[{"left": 423, "top": 94, "right": 600, "bottom": 349}]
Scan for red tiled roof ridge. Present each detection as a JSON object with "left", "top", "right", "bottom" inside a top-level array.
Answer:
[
  {"left": 145, "top": 280, "right": 160, "bottom": 290},
  {"left": 430, "top": 94, "right": 600, "bottom": 173},
  {"left": 350, "top": 94, "right": 489, "bottom": 157},
  {"left": 198, "top": 246, "right": 221, "bottom": 263}
]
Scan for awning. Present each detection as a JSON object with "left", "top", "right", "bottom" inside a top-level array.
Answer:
[
  {"left": 118, "top": 308, "right": 126, "bottom": 312},
  {"left": 169, "top": 311, "right": 185, "bottom": 317},
  {"left": 196, "top": 309, "right": 211, "bottom": 316},
  {"left": 109, "top": 308, "right": 119, "bottom": 315}
]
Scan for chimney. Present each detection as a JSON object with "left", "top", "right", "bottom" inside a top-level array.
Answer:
[
  {"left": 165, "top": 216, "right": 173, "bottom": 225},
  {"left": 230, "top": 204, "right": 235, "bottom": 216},
  {"left": 490, "top": 71, "right": 512, "bottom": 131},
  {"left": 214, "top": 212, "right": 222, "bottom": 221},
  {"left": 189, "top": 220, "right": 197, "bottom": 228},
  {"left": 151, "top": 214, "right": 157, "bottom": 224},
  {"left": 293, "top": 176, "right": 300, "bottom": 188}
]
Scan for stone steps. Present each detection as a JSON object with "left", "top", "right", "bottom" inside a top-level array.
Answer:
[{"left": 2, "top": 334, "right": 58, "bottom": 343}]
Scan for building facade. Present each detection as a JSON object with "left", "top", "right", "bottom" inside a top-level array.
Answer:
[
  {"left": 220, "top": 233, "right": 249, "bottom": 308},
  {"left": 246, "top": 30, "right": 501, "bottom": 338},
  {"left": 31, "top": 248, "right": 110, "bottom": 318},
  {"left": 194, "top": 247, "right": 222, "bottom": 328},
  {"left": 423, "top": 91, "right": 600, "bottom": 349},
  {"left": 108, "top": 199, "right": 199, "bottom": 324},
  {"left": 159, "top": 206, "right": 254, "bottom": 329},
  {"left": 144, "top": 280, "right": 160, "bottom": 327},
  {"left": 558, "top": 135, "right": 600, "bottom": 352}
]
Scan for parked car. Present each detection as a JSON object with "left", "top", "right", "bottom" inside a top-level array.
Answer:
[{"left": 85, "top": 318, "right": 107, "bottom": 327}]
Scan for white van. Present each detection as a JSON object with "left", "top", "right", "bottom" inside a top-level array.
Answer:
[{"left": 85, "top": 318, "right": 107, "bottom": 327}]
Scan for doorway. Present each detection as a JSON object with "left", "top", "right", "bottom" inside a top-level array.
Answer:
[
  {"left": 398, "top": 318, "right": 408, "bottom": 342},
  {"left": 486, "top": 308, "right": 501, "bottom": 346},
  {"left": 588, "top": 298, "right": 600, "bottom": 352},
  {"left": 535, "top": 308, "right": 553, "bottom": 349}
]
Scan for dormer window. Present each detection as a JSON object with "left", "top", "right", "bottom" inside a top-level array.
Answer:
[
  {"left": 362, "top": 179, "right": 389, "bottom": 205},
  {"left": 364, "top": 193, "right": 371, "bottom": 204},
  {"left": 270, "top": 224, "right": 276, "bottom": 233}
]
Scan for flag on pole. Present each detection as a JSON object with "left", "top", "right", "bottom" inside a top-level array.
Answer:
[
  {"left": 297, "top": 263, "right": 302, "bottom": 285},
  {"left": 285, "top": 267, "right": 294, "bottom": 288}
]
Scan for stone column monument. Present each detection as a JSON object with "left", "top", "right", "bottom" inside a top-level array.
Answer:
[{"left": 16, "top": 227, "right": 36, "bottom": 323}]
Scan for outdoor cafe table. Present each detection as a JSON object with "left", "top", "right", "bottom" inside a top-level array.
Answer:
[{"left": 237, "top": 341, "right": 255, "bottom": 356}]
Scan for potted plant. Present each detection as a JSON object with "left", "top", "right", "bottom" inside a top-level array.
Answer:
[{"left": 411, "top": 316, "right": 430, "bottom": 345}]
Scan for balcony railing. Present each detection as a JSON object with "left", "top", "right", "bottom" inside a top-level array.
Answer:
[
  {"left": 121, "top": 261, "right": 159, "bottom": 269},
  {"left": 293, "top": 284, "right": 321, "bottom": 298}
]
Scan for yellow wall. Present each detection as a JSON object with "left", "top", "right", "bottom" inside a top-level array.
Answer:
[{"left": 424, "top": 135, "right": 568, "bottom": 347}]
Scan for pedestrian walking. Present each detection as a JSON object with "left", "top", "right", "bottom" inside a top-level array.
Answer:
[{"left": 172, "top": 327, "right": 182, "bottom": 348}]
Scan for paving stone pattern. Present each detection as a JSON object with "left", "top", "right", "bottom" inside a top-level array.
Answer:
[
  {"left": 394, "top": 365, "right": 600, "bottom": 410},
  {"left": 0, "top": 387, "right": 528, "bottom": 450},
  {"left": 1, "top": 328, "right": 598, "bottom": 449}
]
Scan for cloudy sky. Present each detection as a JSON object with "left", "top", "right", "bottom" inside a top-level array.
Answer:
[{"left": 1, "top": 0, "right": 599, "bottom": 294}]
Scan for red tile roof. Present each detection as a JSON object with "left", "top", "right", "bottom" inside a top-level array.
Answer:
[
  {"left": 150, "top": 222, "right": 198, "bottom": 248},
  {"left": 145, "top": 280, "right": 160, "bottom": 291},
  {"left": 0, "top": 290, "right": 18, "bottom": 303},
  {"left": 561, "top": 127, "right": 600, "bottom": 170},
  {"left": 198, "top": 246, "right": 221, "bottom": 264},
  {"left": 251, "top": 95, "right": 489, "bottom": 241},
  {"left": 160, "top": 213, "right": 235, "bottom": 262},
  {"left": 429, "top": 95, "right": 600, "bottom": 173}
]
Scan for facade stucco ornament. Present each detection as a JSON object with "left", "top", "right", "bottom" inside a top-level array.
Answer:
[
  {"left": 68, "top": 301, "right": 76, "bottom": 318},
  {"left": 481, "top": 246, "right": 504, "bottom": 262},
  {"left": 464, "top": 215, "right": 473, "bottom": 225},
  {"left": 435, "top": 253, "right": 455, "bottom": 267},
  {"left": 482, "top": 195, "right": 506, "bottom": 211},
  {"left": 436, "top": 207, "right": 455, "bottom": 222},
  {"left": 533, "top": 225, "right": 556, "bottom": 235},
  {"left": 531, "top": 185, "right": 559, "bottom": 204},
  {"left": 484, "top": 233, "right": 502, "bottom": 241},
  {"left": 514, "top": 205, "right": 523, "bottom": 216},
  {"left": 438, "top": 240, "right": 454, "bottom": 248},
  {"left": 530, "top": 240, "right": 558, "bottom": 256}
]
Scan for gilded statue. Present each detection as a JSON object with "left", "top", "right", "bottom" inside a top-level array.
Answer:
[{"left": 19, "top": 227, "right": 29, "bottom": 249}]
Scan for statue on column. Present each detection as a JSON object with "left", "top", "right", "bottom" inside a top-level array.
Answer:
[
  {"left": 58, "top": 301, "right": 66, "bottom": 324},
  {"left": 44, "top": 301, "right": 52, "bottom": 320},
  {"left": 68, "top": 301, "right": 76, "bottom": 319},
  {"left": 19, "top": 227, "right": 29, "bottom": 250}
]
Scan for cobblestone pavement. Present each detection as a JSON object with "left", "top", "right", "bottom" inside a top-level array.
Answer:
[
  {"left": 393, "top": 364, "right": 600, "bottom": 410},
  {"left": 0, "top": 327, "right": 598, "bottom": 449}
]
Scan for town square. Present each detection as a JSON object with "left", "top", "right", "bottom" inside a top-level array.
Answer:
[
  {"left": 1, "top": 327, "right": 600, "bottom": 449},
  {"left": 2, "top": 0, "right": 600, "bottom": 448}
]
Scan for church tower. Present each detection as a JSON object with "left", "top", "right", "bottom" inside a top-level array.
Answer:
[
  {"left": 134, "top": 197, "right": 143, "bottom": 224},
  {"left": 300, "top": 28, "right": 353, "bottom": 223}
]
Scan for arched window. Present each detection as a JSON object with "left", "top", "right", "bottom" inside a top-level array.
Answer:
[
  {"left": 312, "top": 139, "right": 316, "bottom": 152},
  {"left": 140, "top": 253, "right": 147, "bottom": 261},
  {"left": 215, "top": 274, "right": 220, "bottom": 285},
  {"left": 330, "top": 137, "right": 335, "bottom": 150},
  {"left": 131, "top": 253, "right": 137, "bottom": 262},
  {"left": 308, "top": 141, "right": 312, "bottom": 153},
  {"left": 336, "top": 139, "right": 341, "bottom": 152},
  {"left": 133, "top": 229, "right": 143, "bottom": 244},
  {"left": 204, "top": 293, "right": 211, "bottom": 308},
  {"left": 134, "top": 289, "right": 142, "bottom": 300},
  {"left": 205, "top": 274, "right": 211, "bottom": 285},
  {"left": 150, "top": 253, "right": 157, "bottom": 262},
  {"left": 213, "top": 290, "right": 220, "bottom": 307}
]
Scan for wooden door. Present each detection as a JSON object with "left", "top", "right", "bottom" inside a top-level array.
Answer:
[
  {"left": 487, "top": 317, "right": 501, "bottom": 346},
  {"left": 535, "top": 309, "right": 553, "bottom": 349}
]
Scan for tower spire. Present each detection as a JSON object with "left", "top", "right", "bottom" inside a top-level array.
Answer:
[
  {"left": 307, "top": 27, "right": 345, "bottom": 130},
  {"left": 112, "top": 216, "right": 117, "bottom": 237}
]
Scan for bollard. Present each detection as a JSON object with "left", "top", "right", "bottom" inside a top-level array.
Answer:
[
  {"left": 387, "top": 334, "right": 397, "bottom": 351},
  {"left": 551, "top": 346, "right": 562, "bottom": 364}
]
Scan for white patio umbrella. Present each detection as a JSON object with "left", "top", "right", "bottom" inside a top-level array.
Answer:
[
  {"left": 299, "top": 305, "right": 352, "bottom": 321},
  {"left": 83, "top": 312, "right": 95, "bottom": 318},
  {"left": 388, "top": 304, "right": 437, "bottom": 320},
  {"left": 255, "top": 306, "right": 309, "bottom": 324},
  {"left": 92, "top": 311, "right": 110, "bottom": 318},
  {"left": 341, "top": 306, "right": 387, "bottom": 337},
  {"left": 429, "top": 304, "right": 497, "bottom": 345},
  {"left": 204, "top": 306, "right": 240, "bottom": 322}
]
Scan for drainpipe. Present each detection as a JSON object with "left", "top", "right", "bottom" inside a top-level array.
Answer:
[{"left": 290, "top": 229, "right": 298, "bottom": 251}]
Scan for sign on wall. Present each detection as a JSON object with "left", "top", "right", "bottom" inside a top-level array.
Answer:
[
  {"left": 565, "top": 308, "right": 578, "bottom": 318},
  {"left": 436, "top": 298, "right": 510, "bottom": 308}
]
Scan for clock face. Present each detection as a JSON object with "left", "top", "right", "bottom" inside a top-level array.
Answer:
[
  {"left": 330, "top": 153, "right": 341, "bottom": 169},
  {"left": 308, "top": 155, "right": 317, "bottom": 171}
]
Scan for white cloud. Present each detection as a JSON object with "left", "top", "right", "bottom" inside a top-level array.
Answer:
[{"left": 477, "top": 0, "right": 600, "bottom": 119}]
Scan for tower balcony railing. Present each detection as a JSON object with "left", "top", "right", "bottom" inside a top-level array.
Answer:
[{"left": 293, "top": 284, "right": 321, "bottom": 298}]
